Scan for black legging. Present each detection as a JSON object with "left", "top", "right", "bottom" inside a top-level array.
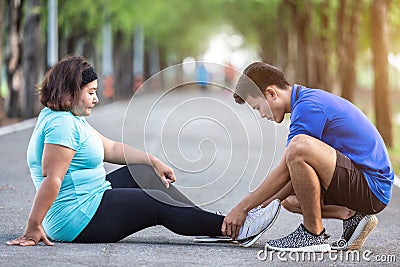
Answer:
[{"left": 73, "top": 165, "right": 224, "bottom": 243}]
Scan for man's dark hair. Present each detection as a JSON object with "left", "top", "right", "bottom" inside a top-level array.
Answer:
[
  {"left": 38, "top": 55, "right": 94, "bottom": 111},
  {"left": 233, "top": 62, "right": 290, "bottom": 104}
]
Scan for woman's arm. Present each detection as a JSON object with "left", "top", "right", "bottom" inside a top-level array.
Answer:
[
  {"left": 6, "top": 144, "right": 75, "bottom": 246},
  {"left": 93, "top": 129, "right": 176, "bottom": 188},
  {"left": 92, "top": 128, "right": 153, "bottom": 165}
]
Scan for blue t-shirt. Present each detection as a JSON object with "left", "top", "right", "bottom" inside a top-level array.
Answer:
[
  {"left": 287, "top": 85, "right": 394, "bottom": 204},
  {"left": 27, "top": 107, "right": 111, "bottom": 242}
]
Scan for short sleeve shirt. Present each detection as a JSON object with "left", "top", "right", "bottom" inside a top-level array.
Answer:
[
  {"left": 287, "top": 85, "right": 394, "bottom": 205},
  {"left": 27, "top": 107, "right": 111, "bottom": 241}
]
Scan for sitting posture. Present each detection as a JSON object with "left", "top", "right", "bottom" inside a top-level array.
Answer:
[{"left": 6, "top": 56, "right": 281, "bottom": 247}]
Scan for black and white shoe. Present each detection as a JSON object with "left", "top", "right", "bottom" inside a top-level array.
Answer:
[
  {"left": 266, "top": 224, "right": 331, "bottom": 252},
  {"left": 331, "top": 213, "right": 378, "bottom": 250}
]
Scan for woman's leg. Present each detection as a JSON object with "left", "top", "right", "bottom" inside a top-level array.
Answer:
[
  {"left": 106, "top": 165, "right": 195, "bottom": 206},
  {"left": 73, "top": 188, "right": 224, "bottom": 243}
]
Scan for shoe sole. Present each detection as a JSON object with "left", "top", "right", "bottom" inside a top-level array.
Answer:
[
  {"left": 331, "top": 239, "right": 348, "bottom": 250},
  {"left": 239, "top": 201, "right": 281, "bottom": 248},
  {"left": 346, "top": 215, "right": 378, "bottom": 250},
  {"left": 193, "top": 236, "right": 234, "bottom": 243},
  {"left": 266, "top": 243, "right": 331, "bottom": 252}
]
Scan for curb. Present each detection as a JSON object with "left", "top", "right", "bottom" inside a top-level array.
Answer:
[
  {"left": 394, "top": 175, "right": 400, "bottom": 189},
  {"left": 0, "top": 101, "right": 124, "bottom": 137},
  {"left": 0, "top": 117, "right": 37, "bottom": 137}
]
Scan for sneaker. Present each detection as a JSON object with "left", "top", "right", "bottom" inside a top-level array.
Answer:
[
  {"left": 266, "top": 224, "right": 331, "bottom": 252},
  {"left": 193, "top": 235, "right": 234, "bottom": 243},
  {"left": 331, "top": 213, "right": 378, "bottom": 250},
  {"left": 236, "top": 199, "right": 281, "bottom": 247}
]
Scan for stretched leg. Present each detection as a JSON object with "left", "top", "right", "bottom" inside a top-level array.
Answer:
[
  {"left": 106, "top": 165, "right": 195, "bottom": 206},
  {"left": 73, "top": 188, "right": 223, "bottom": 243},
  {"left": 285, "top": 134, "right": 337, "bottom": 235}
]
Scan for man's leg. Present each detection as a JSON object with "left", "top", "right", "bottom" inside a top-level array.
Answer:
[
  {"left": 266, "top": 135, "right": 383, "bottom": 251},
  {"left": 285, "top": 134, "right": 336, "bottom": 235},
  {"left": 260, "top": 181, "right": 294, "bottom": 207},
  {"left": 282, "top": 195, "right": 356, "bottom": 220},
  {"left": 263, "top": 135, "right": 334, "bottom": 252}
]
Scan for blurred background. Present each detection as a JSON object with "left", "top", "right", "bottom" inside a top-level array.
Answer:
[{"left": 0, "top": 0, "right": 399, "bottom": 174}]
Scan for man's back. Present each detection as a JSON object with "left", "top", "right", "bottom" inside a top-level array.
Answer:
[{"left": 288, "top": 85, "right": 394, "bottom": 204}]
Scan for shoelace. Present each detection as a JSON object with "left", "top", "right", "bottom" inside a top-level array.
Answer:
[{"left": 244, "top": 206, "right": 263, "bottom": 224}]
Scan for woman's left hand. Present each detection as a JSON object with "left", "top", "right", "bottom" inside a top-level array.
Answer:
[{"left": 151, "top": 157, "right": 176, "bottom": 188}]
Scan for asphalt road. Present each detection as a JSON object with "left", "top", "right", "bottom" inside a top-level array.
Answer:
[{"left": 0, "top": 88, "right": 399, "bottom": 266}]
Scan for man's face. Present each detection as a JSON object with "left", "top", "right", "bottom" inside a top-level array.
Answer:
[
  {"left": 246, "top": 94, "right": 273, "bottom": 121},
  {"left": 246, "top": 88, "right": 286, "bottom": 123}
]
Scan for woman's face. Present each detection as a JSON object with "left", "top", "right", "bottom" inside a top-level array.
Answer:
[{"left": 72, "top": 80, "right": 99, "bottom": 116}]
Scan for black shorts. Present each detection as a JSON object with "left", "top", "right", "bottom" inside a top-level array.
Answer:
[{"left": 323, "top": 150, "right": 386, "bottom": 214}]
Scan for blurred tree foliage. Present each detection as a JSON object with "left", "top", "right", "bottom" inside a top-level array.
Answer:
[{"left": 0, "top": 0, "right": 398, "bottom": 146}]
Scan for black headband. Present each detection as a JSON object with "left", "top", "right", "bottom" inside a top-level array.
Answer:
[{"left": 81, "top": 66, "right": 98, "bottom": 86}]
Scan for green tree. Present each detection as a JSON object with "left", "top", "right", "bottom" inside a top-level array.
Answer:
[
  {"left": 5, "top": 0, "right": 24, "bottom": 118},
  {"left": 371, "top": 0, "right": 393, "bottom": 147},
  {"left": 0, "top": 0, "right": 5, "bottom": 123},
  {"left": 23, "top": 0, "right": 42, "bottom": 118}
]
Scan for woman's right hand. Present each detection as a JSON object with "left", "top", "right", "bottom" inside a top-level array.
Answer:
[
  {"left": 6, "top": 224, "right": 54, "bottom": 247},
  {"left": 7, "top": 143, "right": 75, "bottom": 247}
]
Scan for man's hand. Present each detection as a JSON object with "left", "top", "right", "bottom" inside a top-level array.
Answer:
[
  {"left": 221, "top": 206, "right": 248, "bottom": 240},
  {"left": 6, "top": 224, "right": 54, "bottom": 247}
]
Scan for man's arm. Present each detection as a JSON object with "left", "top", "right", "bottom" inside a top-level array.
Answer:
[{"left": 221, "top": 150, "right": 290, "bottom": 240}]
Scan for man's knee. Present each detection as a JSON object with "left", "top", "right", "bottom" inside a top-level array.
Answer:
[
  {"left": 282, "top": 195, "right": 299, "bottom": 213},
  {"left": 286, "top": 134, "right": 313, "bottom": 164}
]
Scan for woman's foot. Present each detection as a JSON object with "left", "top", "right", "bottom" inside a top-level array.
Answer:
[{"left": 236, "top": 199, "right": 281, "bottom": 247}]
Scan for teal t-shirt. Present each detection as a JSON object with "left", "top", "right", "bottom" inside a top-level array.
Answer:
[{"left": 27, "top": 107, "right": 111, "bottom": 242}]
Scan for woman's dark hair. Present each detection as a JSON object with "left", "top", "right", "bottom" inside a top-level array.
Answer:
[
  {"left": 233, "top": 62, "right": 290, "bottom": 104},
  {"left": 38, "top": 55, "right": 94, "bottom": 111}
]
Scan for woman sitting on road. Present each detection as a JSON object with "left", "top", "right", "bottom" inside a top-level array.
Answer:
[{"left": 6, "top": 55, "right": 280, "bottom": 247}]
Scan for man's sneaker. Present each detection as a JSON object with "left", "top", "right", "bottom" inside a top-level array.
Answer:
[
  {"left": 236, "top": 199, "right": 281, "bottom": 247},
  {"left": 331, "top": 213, "right": 378, "bottom": 250},
  {"left": 266, "top": 224, "right": 331, "bottom": 252}
]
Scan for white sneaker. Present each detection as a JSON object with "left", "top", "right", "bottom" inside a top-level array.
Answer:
[
  {"left": 237, "top": 199, "right": 281, "bottom": 247},
  {"left": 193, "top": 235, "right": 234, "bottom": 243}
]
